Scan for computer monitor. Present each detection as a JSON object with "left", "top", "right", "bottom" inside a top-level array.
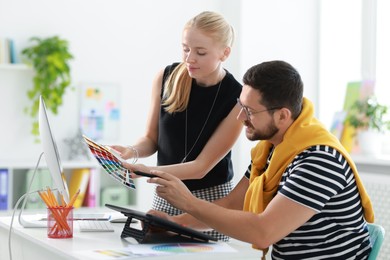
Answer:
[
  {"left": 18, "top": 95, "right": 70, "bottom": 227},
  {"left": 38, "top": 95, "right": 70, "bottom": 203}
]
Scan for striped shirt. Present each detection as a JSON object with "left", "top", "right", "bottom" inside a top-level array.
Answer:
[{"left": 245, "top": 145, "right": 371, "bottom": 259}]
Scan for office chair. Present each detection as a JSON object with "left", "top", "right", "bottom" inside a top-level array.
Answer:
[{"left": 367, "top": 223, "right": 385, "bottom": 260}]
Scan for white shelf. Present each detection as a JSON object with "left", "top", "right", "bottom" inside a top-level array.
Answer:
[
  {"left": 351, "top": 153, "right": 390, "bottom": 174},
  {"left": 351, "top": 154, "right": 390, "bottom": 167},
  {"left": 0, "top": 63, "right": 31, "bottom": 70},
  {"left": 0, "top": 160, "right": 98, "bottom": 169}
]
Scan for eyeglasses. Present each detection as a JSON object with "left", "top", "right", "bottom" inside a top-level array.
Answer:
[{"left": 237, "top": 98, "right": 282, "bottom": 121}]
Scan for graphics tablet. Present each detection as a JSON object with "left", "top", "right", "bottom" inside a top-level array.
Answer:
[{"left": 105, "top": 203, "right": 218, "bottom": 243}]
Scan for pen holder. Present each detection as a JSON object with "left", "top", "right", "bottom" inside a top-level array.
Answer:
[{"left": 47, "top": 206, "right": 74, "bottom": 238}]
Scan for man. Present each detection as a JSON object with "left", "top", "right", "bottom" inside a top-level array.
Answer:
[{"left": 146, "top": 60, "right": 374, "bottom": 259}]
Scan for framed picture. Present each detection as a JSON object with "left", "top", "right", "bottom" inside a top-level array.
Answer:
[{"left": 79, "top": 83, "right": 121, "bottom": 142}]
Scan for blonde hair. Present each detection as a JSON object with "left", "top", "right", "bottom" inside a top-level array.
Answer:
[{"left": 162, "top": 11, "right": 235, "bottom": 113}]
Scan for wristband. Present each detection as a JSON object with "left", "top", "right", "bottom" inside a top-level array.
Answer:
[{"left": 127, "top": 145, "right": 139, "bottom": 164}]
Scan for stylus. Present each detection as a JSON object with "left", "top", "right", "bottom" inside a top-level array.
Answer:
[{"left": 133, "top": 171, "right": 157, "bottom": 178}]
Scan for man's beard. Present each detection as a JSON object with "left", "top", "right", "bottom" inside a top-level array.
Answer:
[{"left": 244, "top": 120, "right": 279, "bottom": 141}]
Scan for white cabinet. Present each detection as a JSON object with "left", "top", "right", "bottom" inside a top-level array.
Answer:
[{"left": 353, "top": 155, "right": 390, "bottom": 259}]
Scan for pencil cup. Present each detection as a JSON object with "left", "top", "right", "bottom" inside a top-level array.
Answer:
[{"left": 47, "top": 207, "right": 74, "bottom": 238}]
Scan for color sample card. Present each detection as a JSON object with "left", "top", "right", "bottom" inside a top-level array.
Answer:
[
  {"left": 75, "top": 248, "right": 146, "bottom": 259},
  {"left": 83, "top": 135, "right": 136, "bottom": 189},
  {"left": 151, "top": 244, "right": 213, "bottom": 253},
  {"left": 128, "top": 242, "right": 237, "bottom": 255}
]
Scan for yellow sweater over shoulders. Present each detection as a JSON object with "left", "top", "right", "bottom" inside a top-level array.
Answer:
[{"left": 243, "top": 98, "right": 374, "bottom": 223}]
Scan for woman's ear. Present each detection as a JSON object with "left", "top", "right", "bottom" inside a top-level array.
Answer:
[{"left": 221, "top": 47, "right": 231, "bottom": 61}]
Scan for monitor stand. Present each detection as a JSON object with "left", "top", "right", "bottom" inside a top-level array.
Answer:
[{"left": 18, "top": 152, "right": 48, "bottom": 228}]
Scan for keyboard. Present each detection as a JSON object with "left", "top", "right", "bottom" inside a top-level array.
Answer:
[
  {"left": 78, "top": 220, "right": 115, "bottom": 232},
  {"left": 73, "top": 213, "right": 108, "bottom": 220}
]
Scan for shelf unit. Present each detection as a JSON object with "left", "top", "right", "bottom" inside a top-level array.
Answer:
[
  {"left": 0, "top": 161, "right": 97, "bottom": 211},
  {"left": 0, "top": 64, "right": 137, "bottom": 211}
]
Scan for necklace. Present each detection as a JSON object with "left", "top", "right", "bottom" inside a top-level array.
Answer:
[{"left": 181, "top": 78, "right": 223, "bottom": 163}]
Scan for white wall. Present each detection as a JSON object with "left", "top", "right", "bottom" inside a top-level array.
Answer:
[
  {"left": 0, "top": 0, "right": 320, "bottom": 210},
  {"left": 234, "top": 0, "right": 320, "bottom": 179},
  {"left": 318, "top": 0, "right": 362, "bottom": 129},
  {"left": 0, "top": 0, "right": 227, "bottom": 159}
]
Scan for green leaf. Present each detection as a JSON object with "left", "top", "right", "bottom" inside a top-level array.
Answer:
[{"left": 21, "top": 35, "right": 74, "bottom": 137}]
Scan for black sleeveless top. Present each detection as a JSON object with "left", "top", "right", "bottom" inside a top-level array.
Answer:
[{"left": 158, "top": 63, "right": 242, "bottom": 190}]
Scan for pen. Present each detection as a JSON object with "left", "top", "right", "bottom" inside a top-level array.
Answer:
[{"left": 133, "top": 171, "right": 157, "bottom": 178}]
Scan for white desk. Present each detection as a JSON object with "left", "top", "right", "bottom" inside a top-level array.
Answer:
[{"left": 0, "top": 212, "right": 262, "bottom": 260}]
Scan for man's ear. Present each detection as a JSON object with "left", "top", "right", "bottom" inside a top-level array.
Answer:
[
  {"left": 275, "top": 108, "right": 292, "bottom": 125},
  {"left": 221, "top": 47, "right": 231, "bottom": 61}
]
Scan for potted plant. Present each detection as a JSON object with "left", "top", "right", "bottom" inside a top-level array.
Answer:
[
  {"left": 344, "top": 95, "right": 390, "bottom": 155},
  {"left": 21, "top": 36, "right": 73, "bottom": 139}
]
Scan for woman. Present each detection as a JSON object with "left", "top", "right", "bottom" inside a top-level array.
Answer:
[{"left": 112, "top": 11, "right": 242, "bottom": 241}]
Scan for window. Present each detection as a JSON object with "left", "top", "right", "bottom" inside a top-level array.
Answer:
[
  {"left": 319, "top": 0, "right": 389, "bottom": 128},
  {"left": 376, "top": 0, "right": 390, "bottom": 107},
  {"left": 318, "top": 0, "right": 362, "bottom": 128}
]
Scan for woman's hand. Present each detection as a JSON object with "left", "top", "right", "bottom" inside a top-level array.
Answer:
[{"left": 109, "top": 145, "right": 136, "bottom": 160}]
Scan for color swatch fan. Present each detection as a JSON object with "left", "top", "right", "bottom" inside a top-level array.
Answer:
[{"left": 83, "top": 135, "right": 136, "bottom": 189}]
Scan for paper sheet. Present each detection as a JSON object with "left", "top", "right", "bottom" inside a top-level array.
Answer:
[{"left": 75, "top": 243, "right": 237, "bottom": 259}]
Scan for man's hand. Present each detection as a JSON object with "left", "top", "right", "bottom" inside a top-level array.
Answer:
[
  {"left": 120, "top": 162, "right": 151, "bottom": 179},
  {"left": 147, "top": 170, "right": 195, "bottom": 212}
]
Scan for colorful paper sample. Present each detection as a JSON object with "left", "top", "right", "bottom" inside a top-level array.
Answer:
[{"left": 83, "top": 135, "right": 136, "bottom": 190}]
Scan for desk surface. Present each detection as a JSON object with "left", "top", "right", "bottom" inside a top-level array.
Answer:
[{"left": 0, "top": 211, "right": 262, "bottom": 260}]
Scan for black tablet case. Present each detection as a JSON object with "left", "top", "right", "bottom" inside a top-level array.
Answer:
[{"left": 105, "top": 203, "right": 218, "bottom": 243}]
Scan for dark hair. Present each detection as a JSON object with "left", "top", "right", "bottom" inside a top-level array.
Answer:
[{"left": 242, "top": 60, "right": 303, "bottom": 119}]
